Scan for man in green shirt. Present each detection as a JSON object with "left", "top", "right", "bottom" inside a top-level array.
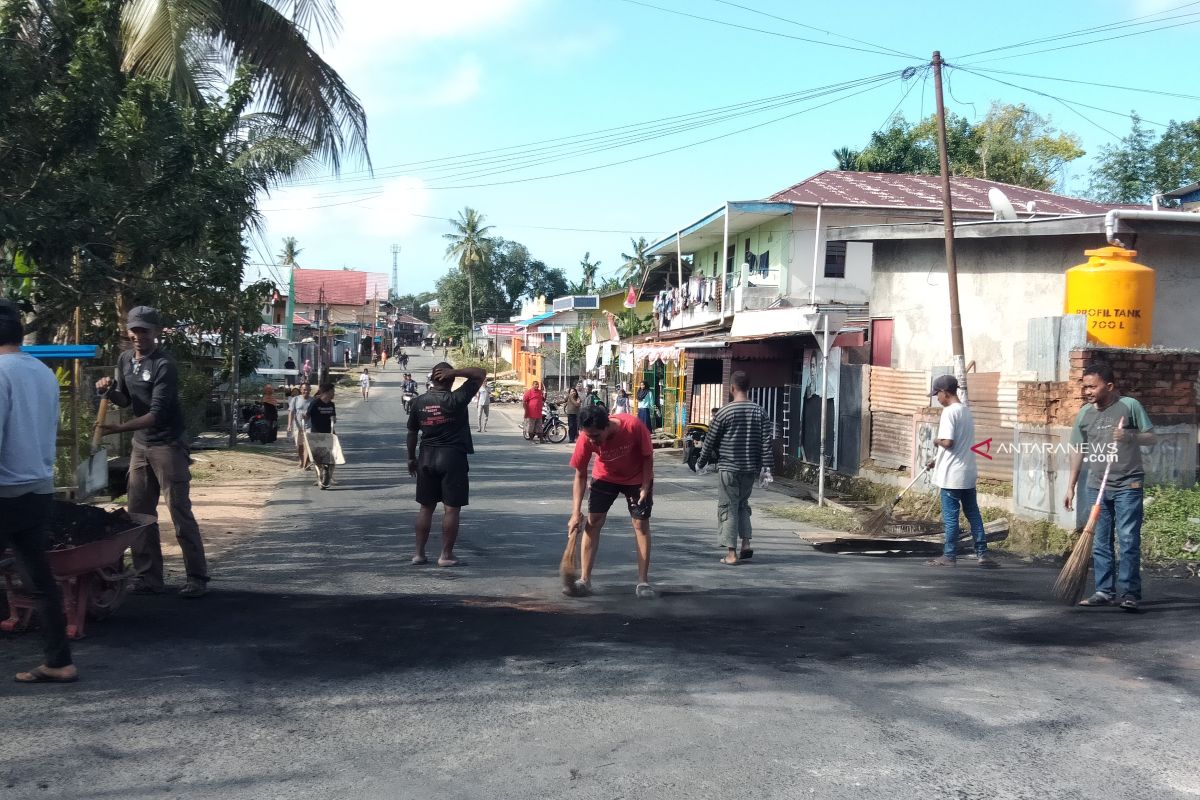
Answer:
[{"left": 1064, "top": 363, "right": 1155, "bottom": 611}]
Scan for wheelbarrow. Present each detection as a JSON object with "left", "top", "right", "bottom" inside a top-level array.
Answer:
[{"left": 2, "top": 512, "right": 155, "bottom": 640}]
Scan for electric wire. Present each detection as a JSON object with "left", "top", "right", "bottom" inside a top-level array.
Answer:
[
  {"left": 955, "top": 67, "right": 1200, "bottom": 103},
  {"left": 953, "top": 1, "right": 1200, "bottom": 59},
  {"left": 613, "top": 0, "right": 918, "bottom": 59},
  {"left": 419, "top": 76, "right": 896, "bottom": 191},
  {"left": 283, "top": 70, "right": 909, "bottom": 191},
  {"left": 706, "top": 0, "right": 920, "bottom": 59},
  {"left": 957, "top": 15, "right": 1200, "bottom": 66}
]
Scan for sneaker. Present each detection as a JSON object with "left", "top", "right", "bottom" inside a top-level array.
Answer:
[
  {"left": 635, "top": 582, "right": 656, "bottom": 599},
  {"left": 1119, "top": 595, "right": 1140, "bottom": 612},
  {"left": 1078, "top": 592, "right": 1113, "bottom": 607},
  {"left": 179, "top": 579, "right": 208, "bottom": 599},
  {"left": 976, "top": 554, "right": 1000, "bottom": 569},
  {"left": 563, "top": 579, "right": 592, "bottom": 598}
]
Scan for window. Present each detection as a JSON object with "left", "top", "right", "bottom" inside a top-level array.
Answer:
[
  {"left": 726, "top": 244, "right": 735, "bottom": 275},
  {"left": 824, "top": 241, "right": 847, "bottom": 279},
  {"left": 712, "top": 251, "right": 718, "bottom": 273}
]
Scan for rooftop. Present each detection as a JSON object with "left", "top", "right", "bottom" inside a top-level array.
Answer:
[{"left": 293, "top": 269, "right": 389, "bottom": 306}]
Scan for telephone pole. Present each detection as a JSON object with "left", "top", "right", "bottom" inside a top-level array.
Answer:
[
  {"left": 391, "top": 244, "right": 400, "bottom": 301},
  {"left": 931, "top": 51, "right": 968, "bottom": 403}
]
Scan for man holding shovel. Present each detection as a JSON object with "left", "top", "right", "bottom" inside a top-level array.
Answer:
[
  {"left": 1, "top": 300, "right": 78, "bottom": 683},
  {"left": 925, "top": 374, "right": 998, "bottom": 569},
  {"left": 96, "top": 306, "right": 209, "bottom": 598}
]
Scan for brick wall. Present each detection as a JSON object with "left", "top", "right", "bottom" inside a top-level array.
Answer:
[{"left": 1019, "top": 347, "right": 1200, "bottom": 426}]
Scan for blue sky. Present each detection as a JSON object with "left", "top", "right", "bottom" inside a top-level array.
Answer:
[{"left": 250, "top": 0, "right": 1200, "bottom": 297}]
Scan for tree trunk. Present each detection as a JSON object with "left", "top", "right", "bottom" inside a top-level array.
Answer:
[{"left": 466, "top": 266, "right": 476, "bottom": 332}]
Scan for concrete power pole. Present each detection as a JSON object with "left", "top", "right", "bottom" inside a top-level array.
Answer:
[{"left": 391, "top": 244, "right": 400, "bottom": 300}]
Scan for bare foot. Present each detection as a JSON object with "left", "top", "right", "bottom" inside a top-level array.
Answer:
[
  {"left": 15, "top": 664, "right": 78, "bottom": 684},
  {"left": 437, "top": 556, "right": 462, "bottom": 567},
  {"left": 411, "top": 555, "right": 428, "bottom": 565}
]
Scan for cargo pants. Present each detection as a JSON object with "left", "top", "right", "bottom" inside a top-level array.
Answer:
[{"left": 127, "top": 441, "right": 209, "bottom": 589}]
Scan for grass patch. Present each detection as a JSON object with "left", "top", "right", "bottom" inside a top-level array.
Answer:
[
  {"left": 764, "top": 504, "right": 860, "bottom": 532},
  {"left": 1143, "top": 485, "right": 1200, "bottom": 562}
]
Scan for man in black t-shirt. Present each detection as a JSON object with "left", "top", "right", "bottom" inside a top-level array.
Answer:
[
  {"left": 305, "top": 383, "right": 338, "bottom": 488},
  {"left": 96, "top": 306, "right": 208, "bottom": 598},
  {"left": 406, "top": 362, "right": 485, "bottom": 566}
]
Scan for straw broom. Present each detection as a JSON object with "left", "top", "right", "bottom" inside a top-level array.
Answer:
[
  {"left": 1053, "top": 417, "right": 1122, "bottom": 605},
  {"left": 860, "top": 464, "right": 932, "bottom": 534},
  {"left": 559, "top": 520, "right": 582, "bottom": 591}
]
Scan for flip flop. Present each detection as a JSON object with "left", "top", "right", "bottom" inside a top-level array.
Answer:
[
  {"left": 437, "top": 558, "right": 463, "bottom": 567},
  {"left": 15, "top": 666, "right": 78, "bottom": 684},
  {"left": 739, "top": 549, "right": 754, "bottom": 560},
  {"left": 410, "top": 556, "right": 428, "bottom": 565},
  {"left": 718, "top": 555, "right": 739, "bottom": 565}
]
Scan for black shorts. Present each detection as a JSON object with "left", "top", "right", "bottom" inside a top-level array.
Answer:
[
  {"left": 588, "top": 479, "right": 652, "bottom": 520},
  {"left": 415, "top": 448, "right": 470, "bottom": 508}
]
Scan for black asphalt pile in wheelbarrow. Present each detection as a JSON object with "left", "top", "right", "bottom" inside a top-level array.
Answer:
[{"left": 48, "top": 501, "right": 137, "bottom": 550}]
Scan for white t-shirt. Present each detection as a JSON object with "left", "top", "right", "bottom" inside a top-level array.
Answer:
[
  {"left": 359, "top": 373, "right": 371, "bottom": 387},
  {"left": 932, "top": 402, "right": 978, "bottom": 490},
  {"left": 289, "top": 395, "right": 313, "bottom": 430}
]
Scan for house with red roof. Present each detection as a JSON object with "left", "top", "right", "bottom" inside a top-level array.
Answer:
[{"left": 292, "top": 268, "right": 390, "bottom": 327}]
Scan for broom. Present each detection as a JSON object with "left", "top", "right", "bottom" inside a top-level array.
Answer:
[
  {"left": 860, "top": 463, "right": 932, "bottom": 534},
  {"left": 1053, "top": 417, "right": 1122, "bottom": 605},
  {"left": 559, "top": 519, "right": 582, "bottom": 592}
]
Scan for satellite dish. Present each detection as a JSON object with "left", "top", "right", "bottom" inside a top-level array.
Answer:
[
  {"left": 988, "top": 188, "right": 1018, "bottom": 221},
  {"left": 1025, "top": 200, "right": 1038, "bottom": 215}
]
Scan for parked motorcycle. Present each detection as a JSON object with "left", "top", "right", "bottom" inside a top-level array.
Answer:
[
  {"left": 529, "top": 402, "right": 568, "bottom": 444},
  {"left": 684, "top": 419, "right": 711, "bottom": 471},
  {"left": 240, "top": 402, "right": 279, "bottom": 444}
]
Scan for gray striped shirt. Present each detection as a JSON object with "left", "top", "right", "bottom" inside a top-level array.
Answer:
[{"left": 697, "top": 400, "right": 772, "bottom": 473}]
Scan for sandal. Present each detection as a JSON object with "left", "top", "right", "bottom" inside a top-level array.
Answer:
[
  {"left": 562, "top": 579, "right": 592, "bottom": 597},
  {"left": 925, "top": 556, "right": 957, "bottom": 567},
  {"left": 635, "top": 582, "right": 656, "bottom": 599},
  {"left": 739, "top": 548, "right": 754, "bottom": 560},
  {"left": 15, "top": 665, "right": 78, "bottom": 684},
  {"left": 1078, "top": 592, "right": 1113, "bottom": 607},
  {"left": 718, "top": 555, "right": 739, "bottom": 565},
  {"left": 410, "top": 555, "right": 428, "bottom": 566}
]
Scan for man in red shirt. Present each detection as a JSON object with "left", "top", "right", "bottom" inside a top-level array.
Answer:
[
  {"left": 522, "top": 380, "right": 546, "bottom": 443},
  {"left": 566, "top": 404, "right": 656, "bottom": 599}
]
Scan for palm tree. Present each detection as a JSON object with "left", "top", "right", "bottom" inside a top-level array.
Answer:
[
  {"left": 619, "top": 237, "right": 653, "bottom": 286},
  {"left": 833, "top": 146, "right": 860, "bottom": 170},
  {"left": 278, "top": 236, "right": 302, "bottom": 266},
  {"left": 443, "top": 207, "right": 494, "bottom": 331},
  {"left": 578, "top": 252, "right": 600, "bottom": 293},
  {"left": 117, "top": 0, "right": 369, "bottom": 170}
]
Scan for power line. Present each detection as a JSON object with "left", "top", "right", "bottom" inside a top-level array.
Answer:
[
  {"left": 958, "top": 15, "right": 1200, "bottom": 66},
  {"left": 423, "top": 76, "right": 897, "bottom": 191},
  {"left": 283, "top": 71, "right": 908, "bottom": 191},
  {"left": 953, "top": 1, "right": 1200, "bottom": 59},
  {"left": 706, "top": 0, "right": 920, "bottom": 59},
  {"left": 952, "top": 66, "right": 1160, "bottom": 139},
  {"left": 957, "top": 66, "right": 1200, "bottom": 103},
  {"left": 612, "top": 0, "right": 917, "bottom": 59}
]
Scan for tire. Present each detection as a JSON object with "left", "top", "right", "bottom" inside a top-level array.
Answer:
[{"left": 545, "top": 421, "right": 567, "bottom": 444}]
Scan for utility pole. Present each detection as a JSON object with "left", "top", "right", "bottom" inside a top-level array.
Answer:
[
  {"left": 391, "top": 244, "right": 400, "bottom": 301},
  {"left": 931, "top": 51, "right": 969, "bottom": 404},
  {"left": 316, "top": 285, "right": 324, "bottom": 382},
  {"left": 228, "top": 311, "right": 241, "bottom": 448}
]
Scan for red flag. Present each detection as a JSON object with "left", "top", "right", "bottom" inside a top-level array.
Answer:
[{"left": 623, "top": 285, "right": 637, "bottom": 309}]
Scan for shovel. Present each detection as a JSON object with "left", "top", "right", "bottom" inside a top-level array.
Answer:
[{"left": 75, "top": 396, "right": 110, "bottom": 498}]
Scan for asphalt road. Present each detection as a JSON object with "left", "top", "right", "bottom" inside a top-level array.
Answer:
[{"left": 3, "top": 349, "right": 1199, "bottom": 800}]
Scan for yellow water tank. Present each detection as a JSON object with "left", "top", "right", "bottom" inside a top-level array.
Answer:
[{"left": 1064, "top": 246, "right": 1155, "bottom": 347}]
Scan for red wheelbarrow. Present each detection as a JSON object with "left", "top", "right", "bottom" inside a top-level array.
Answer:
[{"left": 2, "top": 512, "right": 155, "bottom": 639}]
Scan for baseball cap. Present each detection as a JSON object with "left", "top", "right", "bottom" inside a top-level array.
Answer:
[
  {"left": 929, "top": 374, "right": 959, "bottom": 396},
  {"left": 126, "top": 306, "right": 162, "bottom": 330}
]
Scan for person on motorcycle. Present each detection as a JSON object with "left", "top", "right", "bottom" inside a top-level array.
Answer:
[{"left": 401, "top": 373, "right": 419, "bottom": 413}]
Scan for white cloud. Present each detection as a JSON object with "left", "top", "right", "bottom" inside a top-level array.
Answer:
[{"left": 257, "top": 176, "right": 432, "bottom": 251}]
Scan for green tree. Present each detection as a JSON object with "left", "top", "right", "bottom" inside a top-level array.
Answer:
[
  {"left": 1088, "top": 113, "right": 1156, "bottom": 203},
  {"left": 575, "top": 251, "right": 601, "bottom": 293},
  {"left": 619, "top": 237, "right": 654, "bottom": 285},
  {"left": 1151, "top": 119, "right": 1200, "bottom": 195},
  {"left": 116, "top": 0, "right": 368, "bottom": 170},
  {"left": 443, "top": 206, "right": 494, "bottom": 331},
  {"left": 842, "top": 104, "right": 1083, "bottom": 191},
  {"left": 278, "top": 236, "right": 302, "bottom": 266},
  {"left": 832, "top": 146, "right": 859, "bottom": 170}
]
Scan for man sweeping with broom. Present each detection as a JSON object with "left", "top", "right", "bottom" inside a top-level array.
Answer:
[{"left": 1063, "top": 364, "right": 1154, "bottom": 611}]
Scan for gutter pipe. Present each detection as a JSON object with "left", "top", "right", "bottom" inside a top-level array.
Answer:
[{"left": 1105, "top": 209, "right": 1200, "bottom": 248}]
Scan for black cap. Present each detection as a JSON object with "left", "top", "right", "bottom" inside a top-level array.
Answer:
[
  {"left": 930, "top": 374, "right": 959, "bottom": 396},
  {"left": 126, "top": 306, "right": 162, "bottom": 330}
]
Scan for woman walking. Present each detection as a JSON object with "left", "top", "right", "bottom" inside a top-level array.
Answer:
[
  {"left": 564, "top": 388, "right": 582, "bottom": 443},
  {"left": 360, "top": 368, "right": 371, "bottom": 401},
  {"left": 287, "top": 384, "right": 313, "bottom": 468},
  {"left": 636, "top": 381, "right": 654, "bottom": 430},
  {"left": 613, "top": 387, "right": 632, "bottom": 416}
]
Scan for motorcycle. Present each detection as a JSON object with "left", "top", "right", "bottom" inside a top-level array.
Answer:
[
  {"left": 523, "top": 402, "right": 567, "bottom": 444},
  {"left": 240, "top": 402, "right": 279, "bottom": 444},
  {"left": 402, "top": 390, "right": 416, "bottom": 413},
  {"left": 684, "top": 420, "right": 709, "bottom": 472}
]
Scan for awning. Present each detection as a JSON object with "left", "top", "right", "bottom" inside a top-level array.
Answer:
[{"left": 633, "top": 343, "right": 681, "bottom": 363}]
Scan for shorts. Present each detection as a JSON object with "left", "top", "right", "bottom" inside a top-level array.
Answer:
[
  {"left": 525, "top": 417, "right": 542, "bottom": 437},
  {"left": 588, "top": 479, "right": 652, "bottom": 520},
  {"left": 415, "top": 447, "right": 470, "bottom": 508}
]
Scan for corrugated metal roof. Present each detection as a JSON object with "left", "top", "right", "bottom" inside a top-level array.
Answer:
[
  {"left": 293, "top": 269, "right": 389, "bottom": 305},
  {"left": 517, "top": 311, "right": 557, "bottom": 328},
  {"left": 767, "top": 170, "right": 1113, "bottom": 216}
]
